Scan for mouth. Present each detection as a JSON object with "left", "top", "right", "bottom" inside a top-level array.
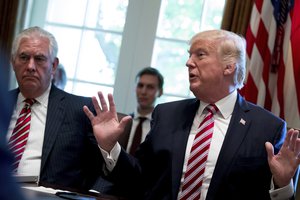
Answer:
[
  {"left": 189, "top": 73, "right": 197, "bottom": 79},
  {"left": 138, "top": 97, "right": 148, "bottom": 102},
  {"left": 22, "top": 75, "right": 38, "bottom": 81}
]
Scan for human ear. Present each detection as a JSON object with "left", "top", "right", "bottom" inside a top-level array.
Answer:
[
  {"left": 224, "top": 63, "right": 236, "bottom": 75},
  {"left": 52, "top": 58, "right": 59, "bottom": 75}
]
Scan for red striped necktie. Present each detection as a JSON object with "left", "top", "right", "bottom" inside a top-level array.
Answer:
[
  {"left": 179, "top": 104, "right": 218, "bottom": 200},
  {"left": 8, "top": 99, "right": 36, "bottom": 172}
]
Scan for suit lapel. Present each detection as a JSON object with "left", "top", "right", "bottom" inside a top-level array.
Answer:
[
  {"left": 206, "top": 94, "right": 252, "bottom": 199},
  {"left": 40, "top": 86, "right": 66, "bottom": 172},
  {"left": 171, "top": 99, "right": 199, "bottom": 199}
]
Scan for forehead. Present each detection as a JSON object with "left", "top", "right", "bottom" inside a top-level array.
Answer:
[
  {"left": 138, "top": 74, "right": 159, "bottom": 84},
  {"left": 18, "top": 37, "right": 50, "bottom": 55},
  {"left": 189, "top": 38, "right": 216, "bottom": 53}
]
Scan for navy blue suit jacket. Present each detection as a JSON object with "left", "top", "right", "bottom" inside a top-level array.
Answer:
[
  {"left": 108, "top": 94, "right": 291, "bottom": 200},
  {"left": 9, "top": 85, "right": 105, "bottom": 191}
]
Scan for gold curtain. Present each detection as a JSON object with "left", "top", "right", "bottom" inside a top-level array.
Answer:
[
  {"left": 0, "top": 0, "right": 20, "bottom": 85},
  {"left": 221, "top": 0, "right": 254, "bottom": 36}
]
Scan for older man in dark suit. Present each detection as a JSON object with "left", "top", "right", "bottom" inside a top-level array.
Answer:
[
  {"left": 84, "top": 30, "right": 300, "bottom": 200},
  {"left": 7, "top": 26, "right": 106, "bottom": 192}
]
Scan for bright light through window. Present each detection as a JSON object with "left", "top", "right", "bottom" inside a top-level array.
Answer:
[{"left": 152, "top": 0, "right": 226, "bottom": 104}]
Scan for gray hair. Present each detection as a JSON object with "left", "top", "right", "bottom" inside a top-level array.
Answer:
[
  {"left": 11, "top": 26, "right": 58, "bottom": 62},
  {"left": 189, "top": 30, "right": 246, "bottom": 89}
]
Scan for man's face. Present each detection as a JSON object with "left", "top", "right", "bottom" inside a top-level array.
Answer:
[
  {"left": 12, "top": 36, "right": 57, "bottom": 98},
  {"left": 186, "top": 38, "right": 225, "bottom": 101},
  {"left": 136, "top": 74, "right": 162, "bottom": 110}
]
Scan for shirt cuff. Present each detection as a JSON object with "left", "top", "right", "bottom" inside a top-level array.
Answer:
[
  {"left": 269, "top": 177, "right": 294, "bottom": 200},
  {"left": 99, "top": 142, "right": 121, "bottom": 172}
]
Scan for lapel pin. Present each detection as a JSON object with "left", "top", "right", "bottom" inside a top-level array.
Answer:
[{"left": 239, "top": 118, "right": 246, "bottom": 125}]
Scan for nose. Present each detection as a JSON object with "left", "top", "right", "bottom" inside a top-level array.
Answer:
[
  {"left": 27, "top": 57, "right": 36, "bottom": 72},
  {"left": 141, "top": 86, "right": 147, "bottom": 94},
  {"left": 186, "top": 56, "right": 195, "bottom": 68}
]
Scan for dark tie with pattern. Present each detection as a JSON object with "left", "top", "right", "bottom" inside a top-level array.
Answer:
[
  {"left": 8, "top": 99, "right": 36, "bottom": 172},
  {"left": 129, "top": 117, "right": 147, "bottom": 155}
]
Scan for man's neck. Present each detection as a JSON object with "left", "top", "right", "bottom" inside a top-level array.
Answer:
[{"left": 138, "top": 107, "right": 153, "bottom": 116}]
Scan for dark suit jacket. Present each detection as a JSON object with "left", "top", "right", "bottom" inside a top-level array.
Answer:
[
  {"left": 108, "top": 94, "right": 294, "bottom": 200},
  {"left": 9, "top": 85, "right": 105, "bottom": 192}
]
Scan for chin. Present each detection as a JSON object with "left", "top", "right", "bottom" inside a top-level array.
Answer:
[{"left": 22, "top": 82, "right": 39, "bottom": 90}]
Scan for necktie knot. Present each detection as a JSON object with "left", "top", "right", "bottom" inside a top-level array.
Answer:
[
  {"left": 138, "top": 117, "right": 147, "bottom": 123},
  {"left": 24, "top": 99, "right": 36, "bottom": 109},
  {"left": 206, "top": 104, "right": 218, "bottom": 115}
]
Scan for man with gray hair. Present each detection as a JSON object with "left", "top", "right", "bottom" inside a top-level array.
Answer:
[{"left": 7, "top": 26, "right": 106, "bottom": 192}]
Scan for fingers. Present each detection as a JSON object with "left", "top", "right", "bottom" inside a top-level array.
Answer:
[
  {"left": 92, "top": 96, "right": 102, "bottom": 115},
  {"left": 119, "top": 115, "right": 132, "bottom": 130},
  {"left": 295, "top": 140, "right": 300, "bottom": 159},
  {"left": 265, "top": 142, "right": 275, "bottom": 161},
  {"left": 108, "top": 93, "right": 116, "bottom": 113},
  {"left": 289, "top": 129, "right": 298, "bottom": 151},
  {"left": 98, "top": 91, "right": 108, "bottom": 112},
  {"left": 282, "top": 129, "right": 293, "bottom": 149},
  {"left": 83, "top": 105, "right": 94, "bottom": 121},
  {"left": 97, "top": 92, "right": 116, "bottom": 114}
]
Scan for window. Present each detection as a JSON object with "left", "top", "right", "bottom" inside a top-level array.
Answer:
[
  {"left": 152, "top": 0, "right": 226, "bottom": 104},
  {"left": 41, "top": 0, "right": 128, "bottom": 97},
  {"left": 27, "top": 0, "right": 225, "bottom": 113}
]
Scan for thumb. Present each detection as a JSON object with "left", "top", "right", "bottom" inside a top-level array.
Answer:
[
  {"left": 119, "top": 115, "right": 132, "bottom": 131},
  {"left": 265, "top": 141, "right": 275, "bottom": 162}
]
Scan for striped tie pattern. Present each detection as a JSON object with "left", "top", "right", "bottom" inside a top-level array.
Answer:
[
  {"left": 179, "top": 104, "right": 218, "bottom": 200},
  {"left": 8, "top": 99, "right": 36, "bottom": 172}
]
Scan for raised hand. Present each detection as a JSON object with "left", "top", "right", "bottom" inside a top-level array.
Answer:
[
  {"left": 83, "top": 91, "right": 132, "bottom": 152},
  {"left": 265, "top": 129, "right": 300, "bottom": 187}
]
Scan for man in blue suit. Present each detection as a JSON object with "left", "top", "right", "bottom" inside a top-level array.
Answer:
[
  {"left": 84, "top": 30, "right": 300, "bottom": 200},
  {"left": 0, "top": 53, "right": 26, "bottom": 200},
  {"left": 7, "top": 26, "right": 105, "bottom": 192}
]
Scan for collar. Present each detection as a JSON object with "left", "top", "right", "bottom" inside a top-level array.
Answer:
[
  {"left": 198, "top": 90, "right": 237, "bottom": 119},
  {"left": 133, "top": 109, "right": 152, "bottom": 120},
  {"left": 18, "top": 83, "right": 52, "bottom": 108}
]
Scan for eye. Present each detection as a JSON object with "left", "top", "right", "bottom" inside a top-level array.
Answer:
[
  {"left": 34, "top": 55, "right": 48, "bottom": 65},
  {"left": 147, "top": 85, "right": 155, "bottom": 90},
  {"left": 137, "top": 83, "right": 144, "bottom": 88},
  {"left": 18, "top": 53, "right": 30, "bottom": 63},
  {"left": 196, "top": 51, "right": 205, "bottom": 57}
]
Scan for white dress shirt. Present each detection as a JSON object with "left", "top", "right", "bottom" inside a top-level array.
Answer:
[
  {"left": 7, "top": 84, "right": 51, "bottom": 176},
  {"left": 126, "top": 110, "right": 151, "bottom": 153},
  {"left": 101, "top": 90, "right": 293, "bottom": 199}
]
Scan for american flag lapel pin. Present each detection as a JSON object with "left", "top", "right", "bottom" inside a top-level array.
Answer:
[{"left": 239, "top": 118, "right": 246, "bottom": 125}]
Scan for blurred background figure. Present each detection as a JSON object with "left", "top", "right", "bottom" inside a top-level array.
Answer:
[
  {"left": 0, "top": 63, "right": 26, "bottom": 200},
  {"left": 52, "top": 63, "right": 67, "bottom": 90},
  {"left": 120, "top": 67, "right": 164, "bottom": 155}
]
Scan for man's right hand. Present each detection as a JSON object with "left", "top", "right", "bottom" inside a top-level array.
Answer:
[{"left": 83, "top": 91, "right": 132, "bottom": 152}]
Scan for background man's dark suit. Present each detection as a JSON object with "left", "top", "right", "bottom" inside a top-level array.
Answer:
[
  {"left": 108, "top": 94, "right": 288, "bottom": 200},
  {"left": 9, "top": 85, "right": 105, "bottom": 191}
]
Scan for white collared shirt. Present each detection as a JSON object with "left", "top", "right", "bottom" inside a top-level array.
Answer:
[
  {"left": 7, "top": 84, "right": 51, "bottom": 176},
  {"left": 126, "top": 110, "right": 151, "bottom": 153}
]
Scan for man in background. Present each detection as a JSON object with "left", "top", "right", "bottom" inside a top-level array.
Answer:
[
  {"left": 52, "top": 63, "right": 67, "bottom": 90},
  {"left": 119, "top": 67, "right": 164, "bottom": 154}
]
